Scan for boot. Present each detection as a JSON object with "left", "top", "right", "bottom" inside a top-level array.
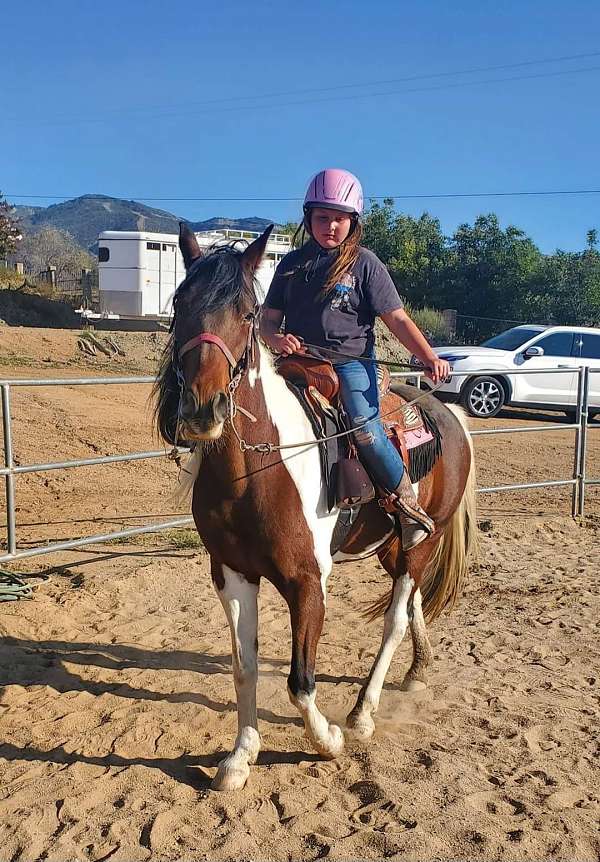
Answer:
[{"left": 380, "top": 472, "right": 435, "bottom": 550}]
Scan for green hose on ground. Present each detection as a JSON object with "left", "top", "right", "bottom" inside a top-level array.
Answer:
[{"left": 0, "top": 570, "right": 34, "bottom": 602}]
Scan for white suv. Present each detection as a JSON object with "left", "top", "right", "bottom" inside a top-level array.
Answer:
[{"left": 418, "top": 325, "right": 600, "bottom": 419}]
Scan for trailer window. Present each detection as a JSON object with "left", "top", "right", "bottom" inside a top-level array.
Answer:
[
  {"left": 98, "top": 247, "right": 110, "bottom": 262},
  {"left": 147, "top": 242, "right": 161, "bottom": 251}
]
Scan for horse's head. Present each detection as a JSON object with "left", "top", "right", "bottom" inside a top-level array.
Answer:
[{"left": 155, "top": 223, "right": 272, "bottom": 444}]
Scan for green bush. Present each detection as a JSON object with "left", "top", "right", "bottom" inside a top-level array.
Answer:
[{"left": 405, "top": 303, "right": 450, "bottom": 343}]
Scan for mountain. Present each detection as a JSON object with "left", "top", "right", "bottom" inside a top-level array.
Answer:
[{"left": 13, "top": 195, "right": 280, "bottom": 251}]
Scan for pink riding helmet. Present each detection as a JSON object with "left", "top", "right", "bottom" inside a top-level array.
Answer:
[{"left": 303, "top": 168, "right": 364, "bottom": 216}]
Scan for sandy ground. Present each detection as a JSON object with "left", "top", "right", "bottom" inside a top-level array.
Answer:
[{"left": 0, "top": 328, "right": 599, "bottom": 861}]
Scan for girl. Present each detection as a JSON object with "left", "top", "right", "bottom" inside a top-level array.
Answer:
[{"left": 260, "top": 168, "right": 450, "bottom": 549}]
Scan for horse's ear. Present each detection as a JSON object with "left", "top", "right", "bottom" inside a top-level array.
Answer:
[
  {"left": 179, "top": 222, "right": 202, "bottom": 269},
  {"left": 242, "top": 224, "right": 274, "bottom": 274}
]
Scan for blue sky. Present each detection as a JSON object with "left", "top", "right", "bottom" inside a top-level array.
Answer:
[{"left": 2, "top": 0, "right": 600, "bottom": 252}]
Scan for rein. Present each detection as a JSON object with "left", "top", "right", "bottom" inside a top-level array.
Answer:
[{"left": 171, "top": 310, "right": 444, "bottom": 459}]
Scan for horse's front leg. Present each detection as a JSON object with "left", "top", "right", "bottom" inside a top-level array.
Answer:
[
  {"left": 286, "top": 576, "right": 344, "bottom": 759},
  {"left": 347, "top": 572, "right": 414, "bottom": 740},
  {"left": 211, "top": 562, "right": 260, "bottom": 791}
]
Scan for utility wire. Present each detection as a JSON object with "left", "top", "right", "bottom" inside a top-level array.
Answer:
[
  {"left": 9, "top": 48, "right": 600, "bottom": 124},
  {"left": 9, "top": 189, "right": 600, "bottom": 203},
  {"left": 8, "top": 58, "right": 600, "bottom": 128}
]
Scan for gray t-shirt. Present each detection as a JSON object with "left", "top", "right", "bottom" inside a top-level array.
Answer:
[{"left": 264, "top": 241, "right": 402, "bottom": 362}]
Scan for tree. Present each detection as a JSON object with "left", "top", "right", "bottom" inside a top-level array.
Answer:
[
  {"left": 0, "top": 192, "right": 21, "bottom": 258},
  {"left": 443, "top": 214, "right": 542, "bottom": 321},
  {"left": 586, "top": 228, "right": 598, "bottom": 251},
  {"left": 18, "top": 227, "right": 96, "bottom": 281},
  {"left": 524, "top": 249, "right": 600, "bottom": 326},
  {"left": 362, "top": 199, "right": 447, "bottom": 305}
]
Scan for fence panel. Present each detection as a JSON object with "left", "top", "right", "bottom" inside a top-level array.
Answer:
[{"left": 1, "top": 367, "right": 597, "bottom": 563}]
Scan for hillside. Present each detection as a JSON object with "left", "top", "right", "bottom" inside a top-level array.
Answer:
[{"left": 14, "top": 195, "right": 279, "bottom": 251}]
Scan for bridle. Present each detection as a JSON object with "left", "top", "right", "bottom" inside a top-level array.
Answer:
[{"left": 171, "top": 307, "right": 260, "bottom": 460}]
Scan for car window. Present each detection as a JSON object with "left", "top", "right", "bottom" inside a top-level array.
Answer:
[
  {"left": 577, "top": 333, "right": 600, "bottom": 359},
  {"left": 534, "top": 332, "right": 575, "bottom": 357},
  {"left": 482, "top": 327, "right": 544, "bottom": 350}
]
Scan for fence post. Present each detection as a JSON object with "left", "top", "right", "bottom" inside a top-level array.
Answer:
[
  {"left": 81, "top": 269, "right": 93, "bottom": 309},
  {"left": 1, "top": 385, "right": 17, "bottom": 557},
  {"left": 442, "top": 309, "right": 457, "bottom": 339},
  {"left": 572, "top": 367, "right": 584, "bottom": 518},
  {"left": 577, "top": 366, "right": 590, "bottom": 517}
]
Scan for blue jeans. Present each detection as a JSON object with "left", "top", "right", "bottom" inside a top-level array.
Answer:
[{"left": 336, "top": 359, "right": 405, "bottom": 492}]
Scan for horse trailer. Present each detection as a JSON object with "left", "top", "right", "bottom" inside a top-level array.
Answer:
[{"left": 97, "top": 228, "right": 291, "bottom": 319}]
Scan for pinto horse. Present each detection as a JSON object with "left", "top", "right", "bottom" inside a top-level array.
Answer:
[{"left": 154, "top": 224, "right": 477, "bottom": 791}]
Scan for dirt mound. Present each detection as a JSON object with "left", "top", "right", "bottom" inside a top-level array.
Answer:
[
  {"left": 0, "top": 286, "right": 80, "bottom": 328},
  {"left": 0, "top": 325, "right": 169, "bottom": 374}
]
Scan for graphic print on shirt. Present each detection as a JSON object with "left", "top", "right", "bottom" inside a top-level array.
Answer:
[{"left": 330, "top": 272, "right": 356, "bottom": 311}]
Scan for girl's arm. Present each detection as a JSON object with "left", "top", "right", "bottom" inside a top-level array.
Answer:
[
  {"left": 259, "top": 308, "right": 304, "bottom": 355},
  {"left": 380, "top": 308, "right": 450, "bottom": 383}
]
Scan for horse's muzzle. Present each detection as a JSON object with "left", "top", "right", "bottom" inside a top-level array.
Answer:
[{"left": 179, "top": 389, "right": 228, "bottom": 439}]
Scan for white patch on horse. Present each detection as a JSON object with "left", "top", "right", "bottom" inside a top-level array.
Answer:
[
  {"left": 212, "top": 565, "right": 260, "bottom": 791},
  {"left": 347, "top": 573, "right": 414, "bottom": 739},
  {"left": 257, "top": 343, "right": 338, "bottom": 587},
  {"left": 289, "top": 689, "right": 344, "bottom": 758},
  {"left": 248, "top": 366, "right": 260, "bottom": 388}
]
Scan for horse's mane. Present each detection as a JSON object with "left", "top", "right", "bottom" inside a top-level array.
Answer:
[
  {"left": 153, "top": 242, "right": 254, "bottom": 445},
  {"left": 173, "top": 243, "right": 254, "bottom": 317}
]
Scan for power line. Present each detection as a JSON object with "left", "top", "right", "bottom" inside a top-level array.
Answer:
[
  {"left": 9, "top": 189, "right": 600, "bottom": 203},
  {"left": 9, "top": 49, "right": 600, "bottom": 125},
  {"left": 9, "top": 59, "right": 600, "bottom": 129}
]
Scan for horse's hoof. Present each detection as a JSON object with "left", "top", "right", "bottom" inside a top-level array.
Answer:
[
  {"left": 211, "top": 757, "right": 250, "bottom": 792},
  {"left": 346, "top": 710, "right": 375, "bottom": 741},
  {"left": 313, "top": 722, "right": 345, "bottom": 759},
  {"left": 400, "top": 678, "right": 427, "bottom": 692}
]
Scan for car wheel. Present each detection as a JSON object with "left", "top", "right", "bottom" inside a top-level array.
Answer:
[{"left": 460, "top": 376, "right": 506, "bottom": 418}]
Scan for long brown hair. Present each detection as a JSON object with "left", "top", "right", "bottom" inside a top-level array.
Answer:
[{"left": 291, "top": 217, "right": 363, "bottom": 298}]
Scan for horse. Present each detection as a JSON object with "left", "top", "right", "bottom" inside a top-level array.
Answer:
[{"left": 154, "top": 223, "right": 477, "bottom": 792}]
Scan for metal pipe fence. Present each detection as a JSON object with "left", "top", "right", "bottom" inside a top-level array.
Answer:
[{"left": 1, "top": 366, "right": 598, "bottom": 563}]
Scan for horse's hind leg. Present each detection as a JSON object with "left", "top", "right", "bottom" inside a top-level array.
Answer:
[
  {"left": 401, "top": 587, "right": 433, "bottom": 692},
  {"left": 211, "top": 563, "right": 260, "bottom": 792},
  {"left": 286, "top": 577, "right": 344, "bottom": 759},
  {"left": 347, "top": 572, "right": 414, "bottom": 740}
]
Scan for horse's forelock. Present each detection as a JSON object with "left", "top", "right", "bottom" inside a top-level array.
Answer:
[{"left": 174, "top": 242, "right": 256, "bottom": 317}]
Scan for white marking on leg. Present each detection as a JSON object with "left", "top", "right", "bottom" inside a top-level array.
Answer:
[
  {"left": 212, "top": 565, "right": 260, "bottom": 791},
  {"left": 347, "top": 573, "right": 414, "bottom": 739},
  {"left": 288, "top": 688, "right": 344, "bottom": 759},
  {"left": 257, "top": 344, "right": 338, "bottom": 594}
]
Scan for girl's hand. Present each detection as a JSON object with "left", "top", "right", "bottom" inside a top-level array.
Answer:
[
  {"left": 274, "top": 333, "right": 305, "bottom": 356},
  {"left": 425, "top": 357, "right": 451, "bottom": 384}
]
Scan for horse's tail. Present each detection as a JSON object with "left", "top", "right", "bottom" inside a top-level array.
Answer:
[
  {"left": 363, "top": 403, "right": 477, "bottom": 624},
  {"left": 420, "top": 405, "right": 477, "bottom": 622}
]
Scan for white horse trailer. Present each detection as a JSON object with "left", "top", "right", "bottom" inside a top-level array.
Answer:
[{"left": 97, "top": 228, "right": 291, "bottom": 318}]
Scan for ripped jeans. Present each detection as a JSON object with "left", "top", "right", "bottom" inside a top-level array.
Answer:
[{"left": 336, "top": 358, "right": 405, "bottom": 493}]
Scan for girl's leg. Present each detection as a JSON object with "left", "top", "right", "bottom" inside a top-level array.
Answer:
[
  {"left": 336, "top": 360, "right": 434, "bottom": 548},
  {"left": 335, "top": 360, "right": 404, "bottom": 492}
]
